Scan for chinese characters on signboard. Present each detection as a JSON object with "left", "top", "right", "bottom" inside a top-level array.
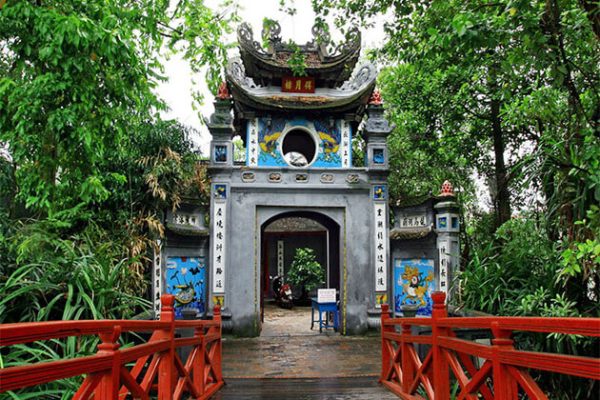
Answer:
[
  {"left": 340, "top": 120, "right": 351, "bottom": 168},
  {"left": 247, "top": 119, "right": 258, "bottom": 167},
  {"left": 212, "top": 189, "right": 227, "bottom": 294},
  {"left": 281, "top": 76, "right": 316, "bottom": 93},
  {"left": 399, "top": 214, "right": 427, "bottom": 229},
  {"left": 172, "top": 212, "right": 200, "bottom": 227},
  {"left": 374, "top": 203, "right": 388, "bottom": 292}
]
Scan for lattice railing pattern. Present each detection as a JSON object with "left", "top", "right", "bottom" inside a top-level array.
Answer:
[
  {"left": 0, "top": 295, "right": 224, "bottom": 400},
  {"left": 380, "top": 292, "right": 600, "bottom": 400}
]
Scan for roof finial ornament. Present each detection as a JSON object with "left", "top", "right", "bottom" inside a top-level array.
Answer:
[
  {"left": 440, "top": 180, "right": 455, "bottom": 197},
  {"left": 217, "top": 81, "right": 231, "bottom": 100},
  {"left": 369, "top": 89, "right": 383, "bottom": 106}
]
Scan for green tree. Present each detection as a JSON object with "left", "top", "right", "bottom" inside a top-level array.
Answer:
[
  {"left": 313, "top": 0, "right": 599, "bottom": 233},
  {"left": 0, "top": 0, "right": 236, "bottom": 218},
  {"left": 287, "top": 248, "right": 325, "bottom": 300}
]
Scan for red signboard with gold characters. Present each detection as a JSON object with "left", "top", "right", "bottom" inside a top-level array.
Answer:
[{"left": 281, "top": 76, "right": 316, "bottom": 93}]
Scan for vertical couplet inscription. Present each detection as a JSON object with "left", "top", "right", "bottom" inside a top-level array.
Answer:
[
  {"left": 152, "top": 239, "right": 163, "bottom": 315},
  {"left": 277, "top": 240, "right": 284, "bottom": 277},
  {"left": 374, "top": 203, "right": 388, "bottom": 292},
  {"left": 438, "top": 240, "right": 450, "bottom": 293},
  {"left": 247, "top": 118, "right": 259, "bottom": 167},
  {"left": 340, "top": 120, "right": 351, "bottom": 168},
  {"left": 212, "top": 184, "right": 227, "bottom": 294}
]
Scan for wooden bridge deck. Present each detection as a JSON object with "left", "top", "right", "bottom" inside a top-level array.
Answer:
[{"left": 213, "top": 377, "right": 399, "bottom": 399}]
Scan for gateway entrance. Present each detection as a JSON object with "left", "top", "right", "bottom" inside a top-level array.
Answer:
[{"left": 260, "top": 211, "right": 340, "bottom": 333}]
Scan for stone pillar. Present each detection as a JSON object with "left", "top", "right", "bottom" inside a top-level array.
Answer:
[
  {"left": 434, "top": 181, "right": 460, "bottom": 299},
  {"left": 208, "top": 82, "right": 235, "bottom": 168},
  {"left": 208, "top": 82, "right": 234, "bottom": 315},
  {"left": 363, "top": 90, "right": 394, "bottom": 171},
  {"left": 364, "top": 90, "right": 394, "bottom": 328}
]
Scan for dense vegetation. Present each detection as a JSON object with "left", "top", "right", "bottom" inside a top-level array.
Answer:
[
  {"left": 0, "top": 0, "right": 598, "bottom": 398},
  {"left": 0, "top": 0, "right": 228, "bottom": 396},
  {"left": 312, "top": 0, "right": 599, "bottom": 397}
]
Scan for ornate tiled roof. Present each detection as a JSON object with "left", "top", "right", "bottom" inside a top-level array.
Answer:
[
  {"left": 237, "top": 21, "right": 361, "bottom": 87},
  {"left": 225, "top": 57, "right": 376, "bottom": 115}
]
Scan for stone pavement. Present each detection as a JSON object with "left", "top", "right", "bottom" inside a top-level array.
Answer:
[
  {"left": 222, "top": 303, "right": 382, "bottom": 379},
  {"left": 212, "top": 377, "right": 398, "bottom": 400},
  {"left": 218, "top": 303, "right": 395, "bottom": 398}
]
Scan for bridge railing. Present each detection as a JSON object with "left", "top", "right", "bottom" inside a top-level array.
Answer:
[
  {"left": 380, "top": 292, "right": 600, "bottom": 400},
  {"left": 0, "top": 294, "right": 224, "bottom": 400}
]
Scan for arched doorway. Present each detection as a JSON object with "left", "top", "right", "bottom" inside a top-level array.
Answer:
[{"left": 260, "top": 211, "right": 340, "bottom": 332}]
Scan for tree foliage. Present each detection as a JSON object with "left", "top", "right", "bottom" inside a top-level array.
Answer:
[
  {"left": 287, "top": 247, "right": 325, "bottom": 294},
  {"left": 0, "top": 0, "right": 233, "bottom": 329},
  {"left": 316, "top": 0, "right": 598, "bottom": 228},
  {"left": 311, "top": 1, "right": 598, "bottom": 394},
  {"left": 0, "top": 1, "right": 231, "bottom": 395},
  {"left": 0, "top": 0, "right": 235, "bottom": 217}
]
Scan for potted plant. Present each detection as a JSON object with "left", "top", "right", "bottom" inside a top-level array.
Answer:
[{"left": 287, "top": 248, "right": 325, "bottom": 305}]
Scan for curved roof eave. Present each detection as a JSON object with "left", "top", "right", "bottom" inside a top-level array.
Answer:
[
  {"left": 236, "top": 22, "right": 362, "bottom": 82},
  {"left": 226, "top": 58, "right": 377, "bottom": 113}
]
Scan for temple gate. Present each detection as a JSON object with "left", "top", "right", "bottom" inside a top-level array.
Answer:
[{"left": 152, "top": 21, "right": 459, "bottom": 336}]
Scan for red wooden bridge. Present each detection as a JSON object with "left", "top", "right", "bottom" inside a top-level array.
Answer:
[
  {"left": 1, "top": 292, "right": 599, "bottom": 399},
  {"left": 0, "top": 295, "right": 223, "bottom": 399}
]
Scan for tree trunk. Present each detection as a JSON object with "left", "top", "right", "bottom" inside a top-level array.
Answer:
[{"left": 490, "top": 86, "right": 511, "bottom": 229}]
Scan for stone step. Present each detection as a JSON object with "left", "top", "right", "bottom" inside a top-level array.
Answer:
[{"left": 212, "top": 377, "right": 398, "bottom": 400}]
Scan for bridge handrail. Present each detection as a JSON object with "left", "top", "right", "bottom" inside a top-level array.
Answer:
[
  {"left": 0, "top": 319, "right": 220, "bottom": 346},
  {"left": 383, "top": 316, "right": 600, "bottom": 337},
  {"left": 380, "top": 292, "right": 600, "bottom": 400},
  {"left": 0, "top": 294, "right": 224, "bottom": 399}
]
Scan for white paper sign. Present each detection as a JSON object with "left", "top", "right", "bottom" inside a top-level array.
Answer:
[
  {"left": 317, "top": 288, "right": 336, "bottom": 303},
  {"left": 374, "top": 203, "right": 388, "bottom": 291}
]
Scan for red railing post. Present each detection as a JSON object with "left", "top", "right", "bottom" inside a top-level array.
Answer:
[
  {"left": 380, "top": 303, "right": 393, "bottom": 383},
  {"left": 94, "top": 325, "right": 122, "bottom": 399},
  {"left": 401, "top": 322, "right": 414, "bottom": 393},
  {"left": 431, "top": 291, "right": 449, "bottom": 400},
  {"left": 193, "top": 325, "right": 206, "bottom": 395},
  {"left": 158, "top": 294, "right": 176, "bottom": 399},
  {"left": 491, "top": 321, "right": 518, "bottom": 400},
  {"left": 212, "top": 305, "right": 223, "bottom": 383}
]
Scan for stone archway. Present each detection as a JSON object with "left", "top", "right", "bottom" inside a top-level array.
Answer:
[{"left": 259, "top": 210, "right": 341, "bottom": 333}]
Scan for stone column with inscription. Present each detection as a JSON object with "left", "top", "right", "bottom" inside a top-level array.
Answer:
[
  {"left": 434, "top": 181, "right": 460, "bottom": 300},
  {"left": 208, "top": 82, "right": 235, "bottom": 312},
  {"left": 364, "top": 90, "right": 394, "bottom": 326}
]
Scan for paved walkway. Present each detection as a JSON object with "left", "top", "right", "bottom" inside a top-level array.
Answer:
[
  {"left": 218, "top": 303, "right": 396, "bottom": 398},
  {"left": 213, "top": 377, "right": 398, "bottom": 400}
]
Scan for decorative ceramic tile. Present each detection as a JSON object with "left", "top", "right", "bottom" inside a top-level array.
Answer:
[
  {"left": 268, "top": 172, "right": 282, "bottom": 183},
  {"left": 320, "top": 173, "right": 334, "bottom": 183},
  {"left": 295, "top": 173, "right": 308, "bottom": 183},
  {"left": 241, "top": 171, "right": 255, "bottom": 183},
  {"left": 214, "top": 184, "right": 227, "bottom": 199},
  {"left": 373, "top": 185, "right": 386, "bottom": 200},
  {"left": 346, "top": 173, "right": 360, "bottom": 184}
]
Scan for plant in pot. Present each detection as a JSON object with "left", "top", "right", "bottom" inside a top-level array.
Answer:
[{"left": 287, "top": 248, "right": 325, "bottom": 305}]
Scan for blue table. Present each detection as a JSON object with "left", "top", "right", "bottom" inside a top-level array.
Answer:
[{"left": 311, "top": 298, "right": 339, "bottom": 332}]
